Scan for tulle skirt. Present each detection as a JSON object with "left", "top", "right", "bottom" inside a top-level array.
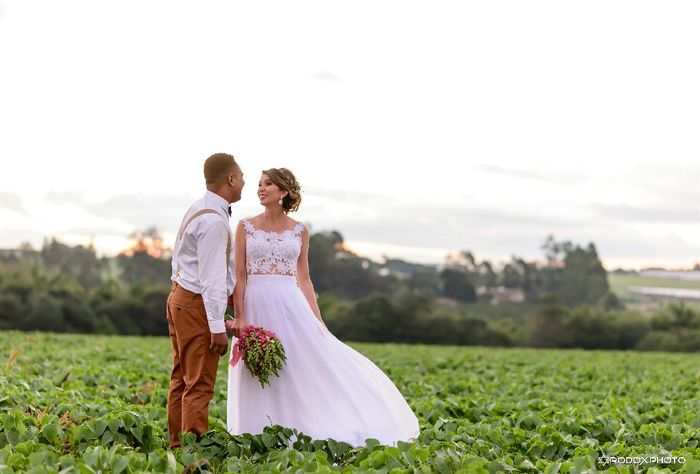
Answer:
[{"left": 226, "top": 275, "right": 420, "bottom": 447}]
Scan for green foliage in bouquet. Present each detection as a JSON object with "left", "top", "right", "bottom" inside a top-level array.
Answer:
[{"left": 231, "top": 325, "right": 287, "bottom": 388}]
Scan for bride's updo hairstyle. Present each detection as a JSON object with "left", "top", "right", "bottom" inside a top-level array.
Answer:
[{"left": 263, "top": 168, "right": 302, "bottom": 214}]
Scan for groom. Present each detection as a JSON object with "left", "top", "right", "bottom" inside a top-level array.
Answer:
[{"left": 166, "top": 152, "right": 245, "bottom": 448}]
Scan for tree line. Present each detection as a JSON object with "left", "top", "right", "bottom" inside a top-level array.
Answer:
[{"left": 0, "top": 231, "right": 698, "bottom": 351}]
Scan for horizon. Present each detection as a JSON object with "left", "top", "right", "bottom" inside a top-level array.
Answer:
[{"left": 2, "top": 229, "right": 698, "bottom": 274}]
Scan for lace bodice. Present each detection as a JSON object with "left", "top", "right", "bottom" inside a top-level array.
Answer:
[{"left": 243, "top": 219, "right": 305, "bottom": 276}]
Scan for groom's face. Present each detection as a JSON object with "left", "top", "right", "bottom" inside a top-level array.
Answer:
[{"left": 230, "top": 166, "right": 245, "bottom": 202}]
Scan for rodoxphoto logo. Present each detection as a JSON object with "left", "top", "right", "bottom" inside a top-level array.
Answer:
[{"left": 598, "top": 455, "right": 687, "bottom": 467}]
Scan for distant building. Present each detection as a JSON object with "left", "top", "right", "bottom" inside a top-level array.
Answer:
[
  {"left": 628, "top": 286, "right": 700, "bottom": 303},
  {"left": 477, "top": 286, "right": 526, "bottom": 304},
  {"left": 0, "top": 248, "right": 36, "bottom": 261},
  {"left": 640, "top": 269, "right": 700, "bottom": 281}
]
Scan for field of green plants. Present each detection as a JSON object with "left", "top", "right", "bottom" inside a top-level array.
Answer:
[{"left": 0, "top": 331, "right": 698, "bottom": 473}]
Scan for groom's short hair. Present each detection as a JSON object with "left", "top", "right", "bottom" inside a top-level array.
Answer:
[{"left": 204, "top": 153, "right": 238, "bottom": 187}]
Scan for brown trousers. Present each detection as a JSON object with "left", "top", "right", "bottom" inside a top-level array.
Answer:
[{"left": 166, "top": 282, "right": 220, "bottom": 448}]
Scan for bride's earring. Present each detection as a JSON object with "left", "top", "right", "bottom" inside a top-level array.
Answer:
[{"left": 278, "top": 196, "right": 283, "bottom": 205}]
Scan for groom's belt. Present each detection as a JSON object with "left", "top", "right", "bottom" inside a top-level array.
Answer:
[{"left": 170, "top": 282, "right": 202, "bottom": 301}]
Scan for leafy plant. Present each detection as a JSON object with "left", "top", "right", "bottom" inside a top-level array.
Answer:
[{"left": 0, "top": 331, "right": 697, "bottom": 472}]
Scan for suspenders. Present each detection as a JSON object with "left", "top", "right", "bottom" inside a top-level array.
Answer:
[{"left": 174, "top": 209, "right": 232, "bottom": 280}]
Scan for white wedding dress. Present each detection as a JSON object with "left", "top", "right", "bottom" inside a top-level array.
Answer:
[{"left": 226, "top": 219, "right": 420, "bottom": 447}]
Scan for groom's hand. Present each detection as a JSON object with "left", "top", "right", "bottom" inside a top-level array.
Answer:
[{"left": 210, "top": 332, "right": 228, "bottom": 356}]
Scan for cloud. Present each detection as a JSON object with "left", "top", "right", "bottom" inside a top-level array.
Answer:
[
  {"left": 0, "top": 192, "right": 26, "bottom": 214},
  {"left": 61, "top": 226, "right": 127, "bottom": 236},
  {"left": 593, "top": 203, "right": 700, "bottom": 223},
  {"left": 83, "top": 193, "right": 197, "bottom": 231},
  {"left": 595, "top": 232, "right": 700, "bottom": 260},
  {"left": 304, "top": 186, "right": 392, "bottom": 205},
  {"left": 312, "top": 71, "right": 342, "bottom": 83},
  {"left": 45, "top": 190, "right": 86, "bottom": 206},
  {"left": 625, "top": 163, "right": 700, "bottom": 207},
  {"left": 303, "top": 197, "right": 590, "bottom": 261},
  {"left": 474, "top": 164, "right": 585, "bottom": 185},
  {"left": 0, "top": 229, "right": 45, "bottom": 247},
  {"left": 302, "top": 190, "right": 700, "bottom": 265}
]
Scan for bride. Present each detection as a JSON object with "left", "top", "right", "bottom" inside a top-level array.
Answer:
[{"left": 227, "top": 167, "right": 420, "bottom": 447}]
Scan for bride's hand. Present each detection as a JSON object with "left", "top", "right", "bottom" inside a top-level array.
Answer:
[{"left": 231, "top": 317, "right": 248, "bottom": 338}]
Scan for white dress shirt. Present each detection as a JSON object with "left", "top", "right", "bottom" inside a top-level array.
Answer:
[{"left": 171, "top": 191, "right": 235, "bottom": 334}]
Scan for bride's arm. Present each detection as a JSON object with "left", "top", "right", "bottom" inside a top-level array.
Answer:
[
  {"left": 232, "top": 221, "right": 248, "bottom": 336},
  {"left": 297, "top": 226, "right": 326, "bottom": 328}
]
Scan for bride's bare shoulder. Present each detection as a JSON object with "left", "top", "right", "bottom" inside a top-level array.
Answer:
[{"left": 244, "top": 214, "right": 265, "bottom": 226}]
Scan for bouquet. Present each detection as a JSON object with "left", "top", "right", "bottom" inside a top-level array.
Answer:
[{"left": 227, "top": 323, "right": 287, "bottom": 388}]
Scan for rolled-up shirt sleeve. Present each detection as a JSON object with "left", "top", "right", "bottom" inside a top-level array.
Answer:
[{"left": 197, "top": 219, "right": 229, "bottom": 334}]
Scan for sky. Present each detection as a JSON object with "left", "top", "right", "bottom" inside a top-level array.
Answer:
[{"left": 0, "top": 0, "right": 698, "bottom": 270}]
